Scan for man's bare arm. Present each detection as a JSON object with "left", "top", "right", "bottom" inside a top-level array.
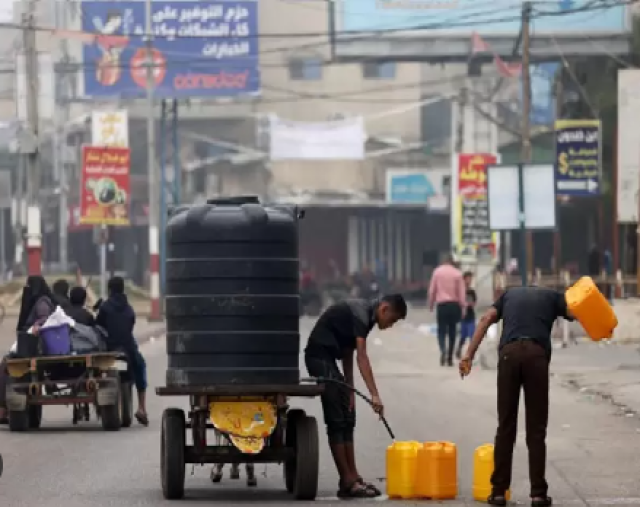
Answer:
[
  {"left": 464, "top": 307, "right": 499, "bottom": 360},
  {"left": 355, "top": 337, "right": 379, "bottom": 398}
]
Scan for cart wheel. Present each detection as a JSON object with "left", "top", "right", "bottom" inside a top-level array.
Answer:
[
  {"left": 101, "top": 375, "right": 122, "bottom": 431},
  {"left": 161, "top": 408, "right": 186, "bottom": 500},
  {"left": 8, "top": 409, "right": 29, "bottom": 432},
  {"left": 28, "top": 404, "right": 42, "bottom": 429},
  {"left": 119, "top": 381, "right": 133, "bottom": 428},
  {"left": 292, "top": 415, "right": 319, "bottom": 500},
  {"left": 0, "top": 453, "right": 3, "bottom": 478},
  {"left": 284, "top": 409, "right": 306, "bottom": 493}
]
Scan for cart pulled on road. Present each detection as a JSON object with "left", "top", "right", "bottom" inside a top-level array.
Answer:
[
  {"left": 5, "top": 351, "right": 133, "bottom": 431},
  {"left": 156, "top": 383, "right": 324, "bottom": 501}
]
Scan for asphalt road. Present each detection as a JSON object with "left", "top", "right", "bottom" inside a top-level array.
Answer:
[{"left": 1, "top": 318, "right": 640, "bottom": 506}]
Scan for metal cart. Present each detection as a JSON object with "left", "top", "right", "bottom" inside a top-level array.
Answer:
[{"left": 156, "top": 383, "right": 324, "bottom": 501}]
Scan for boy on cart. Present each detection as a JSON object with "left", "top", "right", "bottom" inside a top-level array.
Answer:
[{"left": 95, "top": 276, "right": 149, "bottom": 426}]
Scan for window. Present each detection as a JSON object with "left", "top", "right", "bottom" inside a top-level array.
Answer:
[
  {"left": 288, "top": 58, "right": 323, "bottom": 81},
  {"left": 362, "top": 61, "right": 396, "bottom": 80}
]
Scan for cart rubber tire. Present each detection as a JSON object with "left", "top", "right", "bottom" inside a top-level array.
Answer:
[
  {"left": 284, "top": 409, "right": 306, "bottom": 493},
  {"left": 292, "top": 415, "right": 319, "bottom": 500},
  {"left": 0, "top": 453, "right": 3, "bottom": 478},
  {"left": 161, "top": 408, "right": 186, "bottom": 500},
  {"left": 28, "top": 404, "right": 42, "bottom": 429},
  {"left": 119, "top": 381, "right": 133, "bottom": 428},
  {"left": 101, "top": 375, "right": 122, "bottom": 431},
  {"left": 8, "top": 409, "right": 29, "bottom": 432}
]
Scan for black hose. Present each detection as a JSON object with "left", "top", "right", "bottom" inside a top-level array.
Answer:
[{"left": 301, "top": 376, "right": 395, "bottom": 440}]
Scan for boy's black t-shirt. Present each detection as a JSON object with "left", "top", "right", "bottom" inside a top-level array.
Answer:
[{"left": 464, "top": 288, "right": 476, "bottom": 321}]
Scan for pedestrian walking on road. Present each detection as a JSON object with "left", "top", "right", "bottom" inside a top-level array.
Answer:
[
  {"left": 304, "top": 295, "right": 407, "bottom": 499},
  {"left": 456, "top": 271, "right": 477, "bottom": 359},
  {"left": 459, "top": 286, "right": 575, "bottom": 507},
  {"left": 429, "top": 255, "right": 466, "bottom": 366}
]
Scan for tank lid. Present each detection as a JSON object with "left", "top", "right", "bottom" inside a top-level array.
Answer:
[{"left": 206, "top": 196, "right": 260, "bottom": 206}]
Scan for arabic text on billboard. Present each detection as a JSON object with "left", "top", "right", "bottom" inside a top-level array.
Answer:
[
  {"left": 337, "top": 0, "right": 628, "bottom": 35},
  {"left": 81, "top": 1, "right": 260, "bottom": 98}
]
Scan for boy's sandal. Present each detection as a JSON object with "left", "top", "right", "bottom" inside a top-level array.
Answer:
[
  {"left": 487, "top": 494, "right": 508, "bottom": 506},
  {"left": 531, "top": 497, "right": 553, "bottom": 507},
  {"left": 337, "top": 481, "right": 378, "bottom": 499},
  {"left": 356, "top": 477, "right": 381, "bottom": 496},
  {"left": 135, "top": 412, "right": 149, "bottom": 427}
]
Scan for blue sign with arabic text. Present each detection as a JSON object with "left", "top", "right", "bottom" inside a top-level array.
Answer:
[
  {"left": 81, "top": 1, "right": 260, "bottom": 98},
  {"left": 555, "top": 119, "right": 600, "bottom": 196},
  {"left": 387, "top": 172, "right": 435, "bottom": 203}
]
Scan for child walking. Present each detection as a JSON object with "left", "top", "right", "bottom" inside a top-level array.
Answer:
[{"left": 457, "top": 271, "right": 477, "bottom": 359}]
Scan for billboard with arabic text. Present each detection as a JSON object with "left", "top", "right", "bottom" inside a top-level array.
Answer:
[{"left": 80, "top": 1, "right": 260, "bottom": 98}]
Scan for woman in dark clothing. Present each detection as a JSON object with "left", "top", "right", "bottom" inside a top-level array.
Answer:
[{"left": 0, "top": 276, "right": 56, "bottom": 423}]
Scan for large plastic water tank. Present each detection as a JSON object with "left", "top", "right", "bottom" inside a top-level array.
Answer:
[{"left": 164, "top": 196, "right": 301, "bottom": 386}]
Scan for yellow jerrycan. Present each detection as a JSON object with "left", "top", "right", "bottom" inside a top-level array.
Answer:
[
  {"left": 473, "top": 444, "right": 510, "bottom": 502},
  {"left": 415, "top": 441, "right": 457, "bottom": 499},
  {"left": 386, "top": 441, "right": 421, "bottom": 499},
  {"left": 565, "top": 276, "right": 618, "bottom": 341}
]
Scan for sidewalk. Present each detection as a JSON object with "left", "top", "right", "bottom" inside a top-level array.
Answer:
[{"left": 0, "top": 316, "right": 165, "bottom": 351}]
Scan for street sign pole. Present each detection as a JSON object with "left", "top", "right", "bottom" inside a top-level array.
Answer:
[{"left": 517, "top": 163, "right": 527, "bottom": 287}]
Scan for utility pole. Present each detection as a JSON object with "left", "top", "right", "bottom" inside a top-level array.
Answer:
[
  {"left": 23, "top": 1, "right": 42, "bottom": 275},
  {"left": 520, "top": 1, "right": 533, "bottom": 282},
  {"left": 146, "top": 0, "right": 161, "bottom": 320}
]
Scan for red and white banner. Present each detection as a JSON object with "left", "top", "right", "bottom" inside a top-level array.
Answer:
[{"left": 471, "top": 32, "right": 522, "bottom": 79}]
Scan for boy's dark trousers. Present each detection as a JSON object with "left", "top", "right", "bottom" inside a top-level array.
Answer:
[{"left": 492, "top": 339, "right": 549, "bottom": 498}]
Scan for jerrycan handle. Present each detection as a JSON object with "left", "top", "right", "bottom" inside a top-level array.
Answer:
[{"left": 206, "top": 195, "right": 260, "bottom": 206}]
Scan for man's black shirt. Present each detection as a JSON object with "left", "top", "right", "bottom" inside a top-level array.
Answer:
[
  {"left": 464, "top": 288, "right": 477, "bottom": 321},
  {"left": 305, "top": 299, "right": 377, "bottom": 360},
  {"left": 493, "top": 286, "right": 574, "bottom": 358}
]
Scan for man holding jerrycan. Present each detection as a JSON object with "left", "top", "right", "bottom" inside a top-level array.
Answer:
[{"left": 459, "top": 286, "right": 575, "bottom": 507}]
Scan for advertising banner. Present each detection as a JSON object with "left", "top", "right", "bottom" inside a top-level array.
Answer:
[
  {"left": 269, "top": 115, "right": 365, "bottom": 160},
  {"left": 554, "top": 119, "right": 600, "bottom": 196},
  {"left": 91, "top": 110, "right": 129, "bottom": 147},
  {"left": 385, "top": 168, "right": 450, "bottom": 211},
  {"left": 456, "top": 154, "right": 497, "bottom": 258},
  {"left": 80, "top": 1, "right": 260, "bottom": 98},
  {"left": 80, "top": 146, "right": 131, "bottom": 226}
]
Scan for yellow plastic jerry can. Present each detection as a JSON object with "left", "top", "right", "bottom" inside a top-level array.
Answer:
[
  {"left": 565, "top": 276, "right": 618, "bottom": 341},
  {"left": 415, "top": 441, "right": 457, "bottom": 499},
  {"left": 473, "top": 444, "right": 511, "bottom": 502},
  {"left": 386, "top": 441, "right": 421, "bottom": 499}
]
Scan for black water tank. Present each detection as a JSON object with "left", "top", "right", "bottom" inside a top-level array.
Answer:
[{"left": 165, "top": 196, "right": 301, "bottom": 386}]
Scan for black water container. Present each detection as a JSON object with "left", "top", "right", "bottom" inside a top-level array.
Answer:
[{"left": 165, "top": 196, "right": 301, "bottom": 386}]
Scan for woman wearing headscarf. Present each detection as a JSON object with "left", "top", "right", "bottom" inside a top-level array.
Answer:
[
  {"left": 0, "top": 276, "right": 56, "bottom": 423},
  {"left": 17, "top": 275, "right": 56, "bottom": 332}
]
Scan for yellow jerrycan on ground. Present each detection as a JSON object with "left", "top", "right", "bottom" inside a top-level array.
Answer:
[
  {"left": 473, "top": 444, "right": 510, "bottom": 502},
  {"left": 386, "top": 441, "right": 421, "bottom": 499},
  {"left": 565, "top": 276, "right": 618, "bottom": 341},
  {"left": 415, "top": 441, "right": 457, "bottom": 499}
]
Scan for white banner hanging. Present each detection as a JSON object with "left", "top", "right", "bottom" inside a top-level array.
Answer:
[{"left": 269, "top": 115, "right": 365, "bottom": 160}]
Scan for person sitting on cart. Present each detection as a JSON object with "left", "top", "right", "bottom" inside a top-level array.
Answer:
[
  {"left": 67, "top": 286, "right": 96, "bottom": 326},
  {"left": 304, "top": 294, "right": 407, "bottom": 498},
  {"left": 95, "top": 276, "right": 148, "bottom": 426},
  {"left": 52, "top": 279, "right": 72, "bottom": 313},
  {"left": 0, "top": 276, "right": 56, "bottom": 424}
]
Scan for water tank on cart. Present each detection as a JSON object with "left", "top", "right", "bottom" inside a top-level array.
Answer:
[{"left": 165, "top": 196, "right": 302, "bottom": 386}]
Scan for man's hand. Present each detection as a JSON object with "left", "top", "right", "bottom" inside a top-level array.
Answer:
[
  {"left": 459, "top": 356, "right": 473, "bottom": 378},
  {"left": 349, "top": 391, "right": 356, "bottom": 411},
  {"left": 371, "top": 395, "right": 384, "bottom": 416}
]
